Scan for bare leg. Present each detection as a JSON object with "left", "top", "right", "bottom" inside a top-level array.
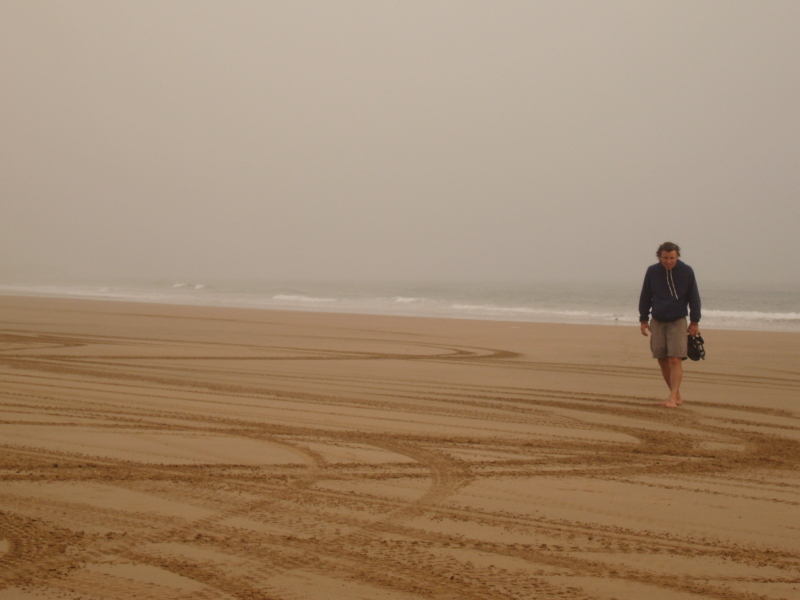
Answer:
[{"left": 657, "top": 357, "right": 683, "bottom": 407}]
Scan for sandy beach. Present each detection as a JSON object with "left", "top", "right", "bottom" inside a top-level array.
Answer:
[{"left": 1, "top": 295, "right": 798, "bottom": 600}]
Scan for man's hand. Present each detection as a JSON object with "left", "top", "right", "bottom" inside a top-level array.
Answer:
[
  {"left": 640, "top": 321, "right": 650, "bottom": 336},
  {"left": 688, "top": 321, "right": 699, "bottom": 336}
]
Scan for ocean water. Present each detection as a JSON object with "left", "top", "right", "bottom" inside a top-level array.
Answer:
[{"left": 1, "top": 280, "right": 798, "bottom": 332}]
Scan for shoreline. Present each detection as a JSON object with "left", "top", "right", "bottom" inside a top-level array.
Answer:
[
  {"left": 1, "top": 294, "right": 799, "bottom": 598},
  {"left": 2, "top": 287, "right": 798, "bottom": 333}
]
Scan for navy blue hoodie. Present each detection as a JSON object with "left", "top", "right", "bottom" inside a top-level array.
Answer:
[{"left": 639, "top": 260, "right": 701, "bottom": 323}]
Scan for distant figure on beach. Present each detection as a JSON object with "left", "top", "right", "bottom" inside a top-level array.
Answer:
[{"left": 639, "top": 242, "right": 701, "bottom": 407}]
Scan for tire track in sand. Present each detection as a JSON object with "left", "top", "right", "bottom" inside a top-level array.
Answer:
[{"left": 1, "top": 311, "right": 799, "bottom": 600}]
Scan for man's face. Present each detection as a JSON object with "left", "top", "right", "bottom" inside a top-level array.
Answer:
[{"left": 659, "top": 250, "right": 679, "bottom": 270}]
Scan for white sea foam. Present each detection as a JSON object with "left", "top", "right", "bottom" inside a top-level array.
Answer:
[
  {"left": 449, "top": 303, "right": 636, "bottom": 324},
  {"left": 452, "top": 303, "right": 591, "bottom": 316},
  {"left": 173, "top": 282, "right": 207, "bottom": 290},
  {"left": 704, "top": 309, "right": 800, "bottom": 321},
  {"left": 1, "top": 282, "right": 797, "bottom": 332}
]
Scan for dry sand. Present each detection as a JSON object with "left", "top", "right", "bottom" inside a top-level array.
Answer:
[{"left": 1, "top": 295, "right": 798, "bottom": 600}]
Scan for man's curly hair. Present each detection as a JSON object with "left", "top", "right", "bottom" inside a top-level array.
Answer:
[{"left": 656, "top": 242, "right": 681, "bottom": 257}]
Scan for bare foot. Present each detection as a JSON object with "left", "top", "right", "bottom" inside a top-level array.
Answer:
[{"left": 658, "top": 399, "right": 680, "bottom": 408}]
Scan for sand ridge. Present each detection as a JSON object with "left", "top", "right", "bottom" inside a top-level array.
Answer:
[{"left": 1, "top": 296, "right": 799, "bottom": 599}]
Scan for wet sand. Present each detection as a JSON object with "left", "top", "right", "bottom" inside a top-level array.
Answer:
[{"left": 1, "top": 295, "right": 799, "bottom": 600}]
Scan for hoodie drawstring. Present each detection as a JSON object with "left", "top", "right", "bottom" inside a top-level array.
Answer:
[{"left": 666, "top": 269, "right": 678, "bottom": 299}]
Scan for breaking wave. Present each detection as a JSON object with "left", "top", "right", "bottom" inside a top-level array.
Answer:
[{"left": 0, "top": 282, "right": 797, "bottom": 331}]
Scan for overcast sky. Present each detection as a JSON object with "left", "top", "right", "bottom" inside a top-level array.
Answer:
[{"left": 2, "top": 1, "right": 798, "bottom": 284}]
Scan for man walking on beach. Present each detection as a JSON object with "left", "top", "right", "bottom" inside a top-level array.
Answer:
[{"left": 639, "top": 242, "right": 701, "bottom": 407}]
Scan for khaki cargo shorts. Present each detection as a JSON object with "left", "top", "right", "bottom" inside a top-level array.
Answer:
[{"left": 650, "top": 318, "right": 688, "bottom": 359}]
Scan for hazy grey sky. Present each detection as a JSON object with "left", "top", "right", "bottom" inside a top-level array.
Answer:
[{"left": 2, "top": 1, "right": 798, "bottom": 284}]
